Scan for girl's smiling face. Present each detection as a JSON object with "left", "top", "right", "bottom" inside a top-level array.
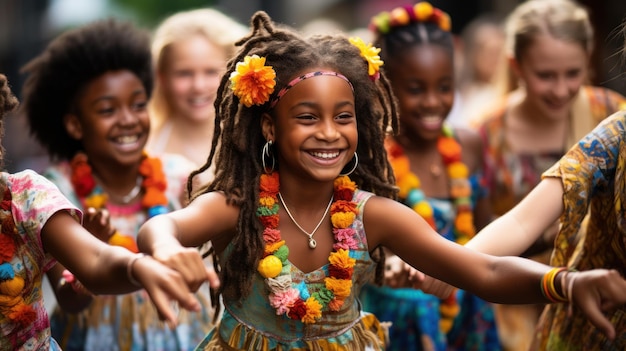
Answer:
[
  {"left": 262, "top": 71, "right": 357, "bottom": 183},
  {"left": 160, "top": 34, "right": 227, "bottom": 123},
  {"left": 388, "top": 44, "right": 455, "bottom": 142},
  {"left": 64, "top": 69, "right": 149, "bottom": 168},
  {"left": 513, "top": 34, "right": 588, "bottom": 121}
]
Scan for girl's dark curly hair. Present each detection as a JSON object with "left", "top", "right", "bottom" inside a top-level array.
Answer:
[
  {"left": 188, "top": 11, "right": 400, "bottom": 307},
  {"left": 21, "top": 18, "right": 152, "bottom": 161},
  {"left": 0, "top": 74, "right": 19, "bottom": 168}
]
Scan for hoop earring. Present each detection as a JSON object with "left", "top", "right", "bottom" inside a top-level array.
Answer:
[
  {"left": 340, "top": 152, "right": 358, "bottom": 176},
  {"left": 262, "top": 140, "right": 276, "bottom": 173}
]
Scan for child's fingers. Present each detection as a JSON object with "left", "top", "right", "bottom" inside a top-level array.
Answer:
[
  {"left": 148, "top": 289, "right": 179, "bottom": 328},
  {"left": 206, "top": 267, "right": 220, "bottom": 290}
]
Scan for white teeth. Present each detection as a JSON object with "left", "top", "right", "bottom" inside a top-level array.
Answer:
[
  {"left": 190, "top": 97, "right": 209, "bottom": 105},
  {"left": 311, "top": 151, "right": 339, "bottom": 159},
  {"left": 116, "top": 135, "right": 139, "bottom": 144},
  {"left": 422, "top": 115, "right": 442, "bottom": 122}
]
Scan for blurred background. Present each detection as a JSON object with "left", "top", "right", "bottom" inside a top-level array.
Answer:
[{"left": 1, "top": 0, "right": 625, "bottom": 173}]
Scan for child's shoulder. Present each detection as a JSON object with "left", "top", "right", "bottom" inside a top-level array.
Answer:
[{"left": 4, "top": 169, "right": 59, "bottom": 192}]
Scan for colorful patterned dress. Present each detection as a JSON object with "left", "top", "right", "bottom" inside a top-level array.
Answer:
[
  {"left": 478, "top": 86, "right": 626, "bottom": 351},
  {"left": 360, "top": 175, "right": 499, "bottom": 351},
  {"left": 532, "top": 111, "right": 626, "bottom": 351},
  {"left": 0, "top": 170, "right": 81, "bottom": 351},
  {"left": 46, "top": 154, "right": 214, "bottom": 351},
  {"left": 196, "top": 190, "right": 388, "bottom": 350}
]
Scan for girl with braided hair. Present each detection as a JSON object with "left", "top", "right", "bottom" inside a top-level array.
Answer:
[
  {"left": 137, "top": 10, "right": 626, "bottom": 351},
  {"left": 360, "top": 2, "right": 498, "bottom": 350}
]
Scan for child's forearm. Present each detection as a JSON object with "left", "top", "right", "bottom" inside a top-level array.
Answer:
[{"left": 137, "top": 214, "right": 182, "bottom": 255}]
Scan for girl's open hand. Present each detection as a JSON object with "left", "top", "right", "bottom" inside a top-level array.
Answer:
[
  {"left": 131, "top": 255, "right": 204, "bottom": 327},
  {"left": 152, "top": 244, "right": 220, "bottom": 292},
  {"left": 569, "top": 269, "right": 626, "bottom": 340}
]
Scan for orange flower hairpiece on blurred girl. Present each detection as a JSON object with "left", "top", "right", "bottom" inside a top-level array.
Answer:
[
  {"left": 348, "top": 37, "right": 383, "bottom": 81},
  {"left": 229, "top": 54, "right": 277, "bottom": 107},
  {"left": 369, "top": 1, "right": 451, "bottom": 35}
]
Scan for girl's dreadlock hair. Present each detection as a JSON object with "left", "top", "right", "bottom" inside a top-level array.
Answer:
[
  {"left": 20, "top": 19, "right": 152, "bottom": 162},
  {"left": 370, "top": 3, "right": 454, "bottom": 73},
  {"left": 0, "top": 74, "right": 19, "bottom": 168},
  {"left": 188, "top": 11, "right": 399, "bottom": 306}
]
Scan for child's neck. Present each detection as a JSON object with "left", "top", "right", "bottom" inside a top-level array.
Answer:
[
  {"left": 278, "top": 171, "right": 335, "bottom": 211},
  {"left": 90, "top": 160, "right": 142, "bottom": 203}
]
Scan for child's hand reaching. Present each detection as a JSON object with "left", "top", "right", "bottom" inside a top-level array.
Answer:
[
  {"left": 568, "top": 269, "right": 626, "bottom": 340},
  {"left": 83, "top": 207, "right": 115, "bottom": 242},
  {"left": 152, "top": 244, "right": 221, "bottom": 292},
  {"left": 129, "top": 254, "right": 204, "bottom": 327}
]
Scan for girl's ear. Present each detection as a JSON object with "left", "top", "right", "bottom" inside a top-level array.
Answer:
[
  {"left": 63, "top": 113, "right": 83, "bottom": 140},
  {"left": 261, "top": 112, "right": 275, "bottom": 142}
]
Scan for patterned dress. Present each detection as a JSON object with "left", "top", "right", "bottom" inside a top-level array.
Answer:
[
  {"left": 46, "top": 154, "right": 214, "bottom": 351},
  {"left": 197, "top": 190, "right": 388, "bottom": 350},
  {"left": 0, "top": 170, "right": 81, "bottom": 351},
  {"left": 479, "top": 86, "right": 626, "bottom": 351},
  {"left": 532, "top": 111, "right": 626, "bottom": 351},
  {"left": 360, "top": 175, "right": 499, "bottom": 351}
]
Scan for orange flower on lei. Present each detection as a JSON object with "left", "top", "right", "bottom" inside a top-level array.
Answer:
[
  {"left": 385, "top": 124, "right": 476, "bottom": 333},
  {"left": 70, "top": 151, "right": 169, "bottom": 253}
]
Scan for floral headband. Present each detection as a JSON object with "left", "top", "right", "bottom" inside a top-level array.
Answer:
[
  {"left": 369, "top": 1, "right": 451, "bottom": 35},
  {"left": 229, "top": 37, "right": 383, "bottom": 107}
]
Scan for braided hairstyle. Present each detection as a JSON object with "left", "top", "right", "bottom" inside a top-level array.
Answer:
[
  {"left": 369, "top": 2, "right": 454, "bottom": 73},
  {"left": 0, "top": 74, "right": 19, "bottom": 168},
  {"left": 189, "top": 11, "right": 399, "bottom": 304},
  {"left": 20, "top": 19, "right": 152, "bottom": 162}
]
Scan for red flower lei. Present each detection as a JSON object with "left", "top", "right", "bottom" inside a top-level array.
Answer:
[
  {"left": 0, "top": 183, "right": 37, "bottom": 328},
  {"left": 256, "top": 172, "right": 359, "bottom": 324},
  {"left": 69, "top": 151, "right": 169, "bottom": 252},
  {"left": 385, "top": 124, "right": 476, "bottom": 333}
]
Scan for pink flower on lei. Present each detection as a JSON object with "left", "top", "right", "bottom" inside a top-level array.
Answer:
[
  {"left": 263, "top": 228, "right": 281, "bottom": 243},
  {"left": 333, "top": 228, "right": 358, "bottom": 250},
  {"left": 269, "top": 288, "right": 300, "bottom": 315}
]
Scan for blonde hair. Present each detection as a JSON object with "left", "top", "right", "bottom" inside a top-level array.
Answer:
[
  {"left": 149, "top": 8, "right": 247, "bottom": 128},
  {"left": 495, "top": 0, "right": 593, "bottom": 95}
]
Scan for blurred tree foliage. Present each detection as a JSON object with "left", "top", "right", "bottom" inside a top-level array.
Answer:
[{"left": 111, "top": 0, "right": 218, "bottom": 26}]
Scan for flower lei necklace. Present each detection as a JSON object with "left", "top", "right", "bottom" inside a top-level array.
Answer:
[
  {"left": 0, "top": 184, "right": 36, "bottom": 328},
  {"left": 385, "top": 124, "right": 476, "bottom": 333},
  {"left": 256, "top": 172, "right": 359, "bottom": 323},
  {"left": 70, "top": 151, "right": 169, "bottom": 252}
]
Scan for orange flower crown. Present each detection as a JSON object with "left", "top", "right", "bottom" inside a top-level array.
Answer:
[{"left": 369, "top": 2, "right": 452, "bottom": 35}]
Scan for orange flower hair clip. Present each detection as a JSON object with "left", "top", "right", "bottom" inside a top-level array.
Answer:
[
  {"left": 229, "top": 54, "right": 277, "bottom": 107},
  {"left": 369, "top": 2, "right": 451, "bottom": 35},
  {"left": 348, "top": 37, "right": 384, "bottom": 81}
]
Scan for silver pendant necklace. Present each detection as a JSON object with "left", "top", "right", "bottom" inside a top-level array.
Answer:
[{"left": 277, "top": 192, "right": 333, "bottom": 249}]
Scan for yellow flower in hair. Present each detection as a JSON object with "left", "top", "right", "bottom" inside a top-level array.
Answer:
[
  {"left": 348, "top": 37, "right": 384, "bottom": 80},
  {"left": 229, "top": 55, "right": 276, "bottom": 107}
]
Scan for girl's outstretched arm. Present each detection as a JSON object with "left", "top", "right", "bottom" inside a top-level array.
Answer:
[
  {"left": 465, "top": 177, "right": 564, "bottom": 256},
  {"left": 137, "top": 191, "right": 239, "bottom": 290},
  {"left": 41, "top": 210, "right": 201, "bottom": 326},
  {"left": 365, "top": 195, "right": 626, "bottom": 339}
]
